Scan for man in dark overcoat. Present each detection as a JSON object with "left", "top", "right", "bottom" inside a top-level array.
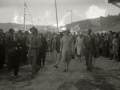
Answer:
[{"left": 83, "top": 29, "right": 95, "bottom": 72}]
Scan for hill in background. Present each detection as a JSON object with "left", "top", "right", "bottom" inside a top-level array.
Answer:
[
  {"left": 66, "top": 13, "right": 120, "bottom": 33},
  {"left": 0, "top": 14, "right": 120, "bottom": 33}
]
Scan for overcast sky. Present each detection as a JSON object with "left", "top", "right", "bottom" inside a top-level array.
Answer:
[{"left": 0, "top": 0, "right": 120, "bottom": 26}]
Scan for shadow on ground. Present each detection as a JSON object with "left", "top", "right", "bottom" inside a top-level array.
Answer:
[{"left": 57, "top": 67, "right": 117, "bottom": 90}]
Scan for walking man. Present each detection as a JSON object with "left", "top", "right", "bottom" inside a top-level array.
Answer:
[
  {"left": 26, "top": 27, "right": 41, "bottom": 79},
  {"left": 83, "top": 29, "right": 95, "bottom": 72},
  {"left": 60, "top": 29, "right": 74, "bottom": 72},
  {"left": 38, "top": 34, "right": 47, "bottom": 69},
  {"left": 53, "top": 34, "right": 61, "bottom": 68}
]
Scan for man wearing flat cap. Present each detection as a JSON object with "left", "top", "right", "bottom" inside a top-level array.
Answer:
[{"left": 26, "top": 27, "right": 41, "bottom": 79}]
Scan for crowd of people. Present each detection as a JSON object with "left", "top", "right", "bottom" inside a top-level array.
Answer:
[
  {"left": 0, "top": 27, "right": 120, "bottom": 79},
  {"left": 93, "top": 31, "right": 120, "bottom": 61}
]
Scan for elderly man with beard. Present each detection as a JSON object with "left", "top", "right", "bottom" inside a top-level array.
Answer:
[{"left": 26, "top": 27, "right": 41, "bottom": 79}]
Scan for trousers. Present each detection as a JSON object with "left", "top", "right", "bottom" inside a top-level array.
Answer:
[
  {"left": 28, "top": 56, "right": 37, "bottom": 75},
  {"left": 53, "top": 50, "right": 61, "bottom": 65},
  {"left": 37, "top": 52, "right": 46, "bottom": 67},
  {"left": 85, "top": 53, "right": 93, "bottom": 69}
]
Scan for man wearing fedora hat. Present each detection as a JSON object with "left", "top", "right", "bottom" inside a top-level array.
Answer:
[{"left": 26, "top": 27, "right": 41, "bottom": 79}]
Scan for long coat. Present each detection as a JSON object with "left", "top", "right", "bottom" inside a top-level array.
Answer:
[
  {"left": 60, "top": 35, "right": 73, "bottom": 62},
  {"left": 75, "top": 37, "right": 84, "bottom": 56}
]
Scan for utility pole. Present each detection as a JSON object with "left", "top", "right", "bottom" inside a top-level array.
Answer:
[
  {"left": 37, "top": 19, "right": 40, "bottom": 30},
  {"left": 99, "top": 17, "right": 101, "bottom": 32},
  {"left": 67, "top": 10, "right": 73, "bottom": 30},
  {"left": 24, "top": 1, "right": 26, "bottom": 31},
  {"left": 67, "top": 10, "right": 73, "bottom": 24},
  {"left": 70, "top": 10, "right": 73, "bottom": 24},
  {"left": 55, "top": 0, "right": 59, "bottom": 32},
  {"left": 70, "top": 10, "right": 73, "bottom": 31}
]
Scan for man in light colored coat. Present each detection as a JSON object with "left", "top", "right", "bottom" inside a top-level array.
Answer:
[{"left": 26, "top": 27, "right": 41, "bottom": 79}]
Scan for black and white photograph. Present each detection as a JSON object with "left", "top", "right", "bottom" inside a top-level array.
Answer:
[{"left": 0, "top": 0, "right": 120, "bottom": 90}]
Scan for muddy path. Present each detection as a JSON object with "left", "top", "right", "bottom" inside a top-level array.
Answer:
[{"left": 0, "top": 54, "right": 120, "bottom": 90}]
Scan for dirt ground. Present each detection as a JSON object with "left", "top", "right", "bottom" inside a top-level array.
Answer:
[{"left": 0, "top": 53, "right": 120, "bottom": 90}]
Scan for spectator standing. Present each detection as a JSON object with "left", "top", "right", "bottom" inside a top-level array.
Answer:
[
  {"left": 22, "top": 31, "right": 29, "bottom": 64},
  {"left": 0, "top": 29, "right": 4, "bottom": 69},
  {"left": 6, "top": 29, "right": 15, "bottom": 72},
  {"left": 112, "top": 34, "right": 119, "bottom": 61}
]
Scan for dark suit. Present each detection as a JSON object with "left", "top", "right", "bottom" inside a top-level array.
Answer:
[
  {"left": 118, "top": 35, "right": 120, "bottom": 61},
  {"left": 0, "top": 31, "right": 4, "bottom": 69},
  {"left": 17, "top": 34, "right": 23, "bottom": 64},
  {"left": 38, "top": 36, "right": 47, "bottom": 67},
  {"left": 0, "top": 43, "right": 4, "bottom": 69},
  {"left": 6, "top": 34, "right": 15, "bottom": 71},
  {"left": 6, "top": 34, "right": 22, "bottom": 76},
  {"left": 109, "top": 36, "right": 113, "bottom": 59},
  {"left": 83, "top": 34, "right": 95, "bottom": 70},
  {"left": 22, "top": 34, "right": 28, "bottom": 64},
  {"left": 13, "top": 37, "right": 22, "bottom": 76},
  {"left": 56, "top": 36, "right": 60, "bottom": 53}
]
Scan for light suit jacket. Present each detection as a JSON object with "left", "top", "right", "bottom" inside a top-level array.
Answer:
[{"left": 26, "top": 34, "right": 41, "bottom": 57}]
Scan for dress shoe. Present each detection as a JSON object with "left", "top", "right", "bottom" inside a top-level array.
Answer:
[
  {"left": 63, "top": 69, "right": 66, "bottom": 72},
  {"left": 54, "top": 65, "right": 58, "bottom": 68}
]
